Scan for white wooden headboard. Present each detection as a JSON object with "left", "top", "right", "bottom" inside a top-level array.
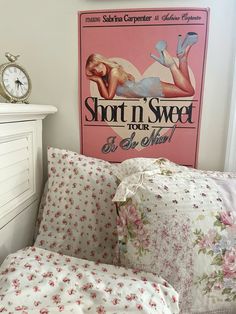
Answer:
[{"left": 0, "top": 103, "right": 57, "bottom": 263}]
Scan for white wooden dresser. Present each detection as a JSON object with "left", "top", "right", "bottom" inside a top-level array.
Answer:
[{"left": 0, "top": 103, "right": 57, "bottom": 264}]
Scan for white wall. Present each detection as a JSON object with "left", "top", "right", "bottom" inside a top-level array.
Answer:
[{"left": 0, "top": 0, "right": 235, "bottom": 174}]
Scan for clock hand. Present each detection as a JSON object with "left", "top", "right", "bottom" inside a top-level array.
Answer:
[{"left": 15, "top": 78, "right": 24, "bottom": 86}]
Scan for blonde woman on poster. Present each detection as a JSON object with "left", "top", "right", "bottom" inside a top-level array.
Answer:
[{"left": 85, "top": 32, "right": 198, "bottom": 100}]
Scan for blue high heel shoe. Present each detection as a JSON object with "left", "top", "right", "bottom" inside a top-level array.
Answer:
[
  {"left": 151, "top": 40, "right": 175, "bottom": 67},
  {"left": 177, "top": 32, "right": 198, "bottom": 57},
  {"left": 150, "top": 40, "right": 167, "bottom": 66}
]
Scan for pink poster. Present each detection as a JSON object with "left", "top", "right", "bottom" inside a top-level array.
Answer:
[{"left": 78, "top": 8, "right": 209, "bottom": 166}]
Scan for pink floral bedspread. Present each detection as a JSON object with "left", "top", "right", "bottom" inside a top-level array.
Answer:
[{"left": 0, "top": 247, "right": 179, "bottom": 314}]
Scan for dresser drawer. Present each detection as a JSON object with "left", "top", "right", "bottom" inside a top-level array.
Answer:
[
  {"left": 0, "top": 199, "right": 38, "bottom": 264},
  {"left": 0, "top": 121, "right": 39, "bottom": 229}
]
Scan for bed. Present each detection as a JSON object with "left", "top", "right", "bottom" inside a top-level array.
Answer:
[
  {"left": 0, "top": 147, "right": 180, "bottom": 314},
  {"left": 0, "top": 246, "right": 178, "bottom": 313},
  {"left": 0, "top": 147, "right": 235, "bottom": 314}
]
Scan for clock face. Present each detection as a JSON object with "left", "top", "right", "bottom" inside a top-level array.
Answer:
[{"left": 2, "top": 65, "right": 30, "bottom": 99}]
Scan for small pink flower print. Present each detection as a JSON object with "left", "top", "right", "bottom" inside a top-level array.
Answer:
[
  {"left": 15, "top": 306, "right": 28, "bottom": 311},
  {"left": 27, "top": 274, "right": 36, "bottom": 281},
  {"left": 12, "top": 279, "right": 20, "bottom": 289},
  {"left": 126, "top": 294, "right": 137, "bottom": 301},
  {"left": 82, "top": 283, "right": 93, "bottom": 291},
  {"left": 35, "top": 255, "right": 42, "bottom": 261},
  {"left": 136, "top": 303, "right": 143, "bottom": 310},
  {"left": 223, "top": 247, "right": 236, "bottom": 279},
  {"left": 152, "top": 282, "right": 160, "bottom": 292},
  {"left": 42, "top": 272, "right": 53, "bottom": 278},
  {"left": 52, "top": 294, "right": 61, "bottom": 304},
  {"left": 90, "top": 292, "right": 97, "bottom": 299},
  {"left": 149, "top": 299, "right": 157, "bottom": 307},
  {"left": 77, "top": 273, "right": 83, "bottom": 279},
  {"left": 68, "top": 288, "right": 75, "bottom": 295},
  {"left": 112, "top": 298, "right": 120, "bottom": 305},
  {"left": 104, "top": 287, "right": 112, "bottom": 294},
  {"left": 40, "top": 310, "right": 48, "bottom": 314},
  {"left": 62, "top": 277, "right": 70, "bottom": 283},
  {"left": 58, "top": 305, "right": 64, "bottom": 312},
  {"left": 33, "top": 286, "right": 41, "bottom": 292},
  {"left": 96, "top": 305, "right": 106, "bottom": 314}
]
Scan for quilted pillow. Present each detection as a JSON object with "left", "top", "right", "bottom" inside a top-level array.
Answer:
[
  {"left": 113, "top": 164, "right": 236, "bottom": 314},
  {"left": 35, "top": 147, "right": 118, "bottom": 264}
]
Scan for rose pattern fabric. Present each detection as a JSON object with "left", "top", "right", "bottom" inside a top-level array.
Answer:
[
  {"left": 0, "top": 246, "right": 179, "bottom": 314},
  {"left": 111, "top": 157, "right": 236, "bottom": 182},
  {"left": 117, "top": 200, "right": 150, "bottom": 256},
  {"left": 113, "top": 161, "right": 236, "bottom": 314},
  {"left": 35, "top": 147, "right": 118, "bottom": 264},
  {"left": 112, "top": 157, "right": 183, "bottom": 182},
  {"left": 194, "top": 211, "right": 236, "bottom": 302}
]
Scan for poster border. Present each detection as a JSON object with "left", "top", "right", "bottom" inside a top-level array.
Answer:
[{"left": 78, "top": 7, "right": 210, "bottom": 166}]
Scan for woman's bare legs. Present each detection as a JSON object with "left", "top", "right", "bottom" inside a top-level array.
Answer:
[
  {"left": 151, "top": 36, "right": 197, "bottom": 97},
  {"left": 178, "top": 53, "right": 191, "bottom": 83},
  {"left": 151, "top": 40, "right": 194, "bottom": 97},
  {"left": 177, "top": 32, "right": 198, "bottom": 82},
  {"left": 162, "top": 48, "right": 195, "bottom": 95}
]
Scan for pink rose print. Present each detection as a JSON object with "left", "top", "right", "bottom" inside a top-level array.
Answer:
[
  {"left": 52, "top": 294, "right": 61, "bottom": 304},
  {"left": 12, "top": 279, "right": 20, "bottom": 289},
  {"left": 0, "top": 246, "right": 180, "bottom": 314},
  {"left": 220, "top": 211, "right": 236, "bottom": 227},
  {"left": 116, "top": 208, "right": 128, "bottom": 238},
  {"left": 223, "top": 247, "right": 236, "bottom": 279},
  {"left": 15, "top": 306, "right": 28, "bottom": 311},
  {"left": 35, "top": 148, "right": 118, "bottom": 265},
  {"left": 136, "top": 303, "right": 143, "bottom": 310},
  {"left": 112, "top": 298, "right": 120, "bottom": 305},
  {"left": 117, "top": 200, "right": 150, "bottom": 256},
  {"left": 195, "top": 211, "right": 236, "bottom": 302},
  {"left": 198, "top": 229, "right": 218, "bottom": 250},
  {"left": 96, "top": 305, "right": 106, "bottom": 314}
]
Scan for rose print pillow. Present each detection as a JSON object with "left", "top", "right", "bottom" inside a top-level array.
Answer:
[
  {"left": 35, "top": 147, "right": 118, "bottom": 264},
  {"left": 112, "top": 156, "right": 236, "bottom": 181},
  {"left": 113, "top": 166, "right": 236, "bottom": 314},
  {"left": 112, "top": 157, "right": 187, "bottom": 181}
]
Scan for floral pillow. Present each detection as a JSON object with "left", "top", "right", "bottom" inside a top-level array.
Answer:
[
  {"left": 113, "top": 165, "right": 236, "bottom": 314},
  {"left": 35, "top": 147, "right": 118, "bottom": 264},
  {"left": 112, "top": 157, "right": 185, "bottom": 181}
]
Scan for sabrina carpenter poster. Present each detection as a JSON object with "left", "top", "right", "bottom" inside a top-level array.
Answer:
[{"left": 78, "top": 8, "right": 209, "bottom": 166}]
